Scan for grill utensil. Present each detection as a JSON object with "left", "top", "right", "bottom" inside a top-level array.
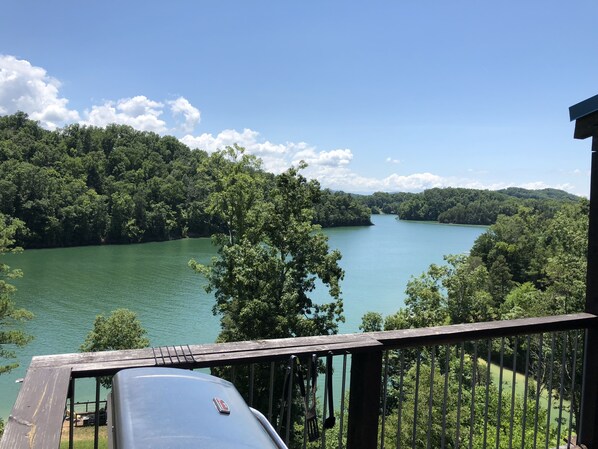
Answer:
[{"left": 305, "top": 355, "right": 320, "bottom": 441}]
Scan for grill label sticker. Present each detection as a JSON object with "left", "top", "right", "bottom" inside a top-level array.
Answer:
[{"left": 213, "top": 397, "right": 231, "bottom": 414}]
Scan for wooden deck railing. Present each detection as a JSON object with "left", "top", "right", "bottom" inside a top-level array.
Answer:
[{"left": 1, "top": 312, "right": 596, "bottom": 449}]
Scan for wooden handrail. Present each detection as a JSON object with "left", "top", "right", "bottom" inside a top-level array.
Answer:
[
  {"left": 372, "top": 312, "right": 598, "bottom": 348},
  {"left": 26, "top": 312, "right": 598, "bottom": 377}
]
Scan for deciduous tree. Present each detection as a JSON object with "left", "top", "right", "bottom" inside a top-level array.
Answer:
[
  {"left": 191, "top": 147, "right": 344, "bottom": 342},
  {"left": 80, "top": 308, "right": 150, "bottom": 387},
  {"left": 0, "top": 213, "right": 33, "bottom": 376}
]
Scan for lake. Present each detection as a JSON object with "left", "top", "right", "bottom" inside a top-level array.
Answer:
[{"left": 0, "top": 215, "right": 486, "bottom": 418}]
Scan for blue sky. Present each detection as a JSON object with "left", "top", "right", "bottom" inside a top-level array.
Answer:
[{"left": 1, "top": 1, "right": 597, "bottom": 195}]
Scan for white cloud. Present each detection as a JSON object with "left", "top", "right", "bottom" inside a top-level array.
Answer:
[
  {"left": 83, "top": 95, "right": 203, "bottom": 134},
  {"left": 181, "top": 128, "right": 357, "bottom": 177},
  {"left": 519, "top": 181, "right": 550, "bottom": 190},
  {"left": 0, "top": 55, "right": 79, "bottom": 130},
  {"left": 0, "top": 56, "right": 203, "bottom": 134},
  {"left": 518, "top": 181, "right": 576, "bottom": 192},
  {"left": 82, "top": 95, "right": 168, "bottom": 133},
  {"left": 293, "top": 148, "right": 353, "bottom": 167},
  {"left": 386, "top": 157, "right": 400, "bottom": 164},
  {"left": 169, "top": 96, "right": 201, "bottom": 133},
  {"left": 382, "top": 172, "right": 444, "bottom": 190},
  {"left": 181, "top": 128, "right": 297, "bottom": 173},
  {"left": 306, "top": 169, "right": 446, "bottom": 193},
  {"left": 180, "top": 132, "right": 219, "bottom": 152}
]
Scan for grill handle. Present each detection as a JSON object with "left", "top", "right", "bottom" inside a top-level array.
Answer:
[{"left": 250, "top": 407, "right": 289, "bottom": 449}]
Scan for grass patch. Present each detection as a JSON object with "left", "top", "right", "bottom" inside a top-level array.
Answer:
[
  {"left": 488, "top": 362, "right": 572, "bottom": 428},
  {"left": 59, "top": 424, "right": 108, "bottom": 449}
]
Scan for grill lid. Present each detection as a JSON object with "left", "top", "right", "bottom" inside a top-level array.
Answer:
[{"left": 111, "top": 367, "right": 282, "bottom": 449}]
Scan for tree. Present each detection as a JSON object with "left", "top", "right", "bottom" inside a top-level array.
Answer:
[
  {"left": 0, "top": 213, "right": 33, "bottom": 438},
  {"left": 359, "top": 311, "right": 384, "bottom": 332},
  {"left": 0, "top": 212, "right": 31, "bottom": 438},
  {"left": 80, "top": 308, "right": 150, "bottom": 352},
  {"left": 391, "top": 254, "right": 496, "bottom": 330},
  {"left": 191, "top": 147, "right": 344, "bottom": 342},
  {"left": 0, "top": 213, "right": 33, "bottom": 375},
  {"left": 80, "top": 308, "right": 150, "bottom": 387}
]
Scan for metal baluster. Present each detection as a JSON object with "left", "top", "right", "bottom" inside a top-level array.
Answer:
[
  {"left": 286, "top": 358, "right": 295, "bottom": 445},
  {"left": 427, "top": 347, "right": 436, "bottom": 449},
  {"left": 303, "top": 357, "right": 311, "bottom": 449},
  {"left": 545, "top": 333, "right": 556, "bottom": 449},
  {"left": 556, "top": 333, "right": 568, "bottom": 449},
  {"left": 321, "top": 356, "right": 329, "bottom": 449},
  {"left": 456, "top": 343, "right": 465, "bottom": 449},
  {"left": 533, "top": 333, "right": 544, "bottom": 449},
  {"left": 496, "top": 337, "right": 505, "bottom": 449},
  {"left": 339, "top": 353, "right": 348, "bottom": 449},
  {"left": 469, "top": 343, "right": 478, "bottom": 449},
  {"left": 381, "top": 351, "right": 390, "bottom": 449},
  {"left": 268, "top": 362, "right": 275, "bottom": 422},
  {"left": 441, "top": 345, "right": 450, "bottom": 449},
  {"left": 508, "top": 336, "right": 518, "bottom": 449},
  {"left": 522, "top": 335, "right": 531, "bottom": 449},
  {"left": 578, "top": 330, "right": 589, "bottom": 442},
  {"left": 396, "top": 352, "right": 405, "bottom": 449},
  {"left": 483, "top": 340, "right": 491, "bottom": 449},
  {"left": 413, "top": 349, "right": 422, "bottom": 449},
  {"left": 567, "top": 331, "right": 580, "bottom": 448},
  {"left": 94, "top": 377, "right": 100, "bottom": 449},
  {"left": 69, "top": 379, "right": 75, "bottom": 449},
  {"left": 249, "top": 363, "right": 255, "bottom": 407}
]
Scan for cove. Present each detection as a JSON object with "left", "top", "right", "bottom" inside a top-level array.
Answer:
[{"left": 0, "top": 215, "right": 486, "bottom": 418}]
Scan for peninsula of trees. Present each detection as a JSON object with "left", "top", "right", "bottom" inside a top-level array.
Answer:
[
  {"left": 360, "top": 187, "right": 579, "bottom": 225},
  {"left": 0, "top": 113, "right": 371, "bottom": 248}
]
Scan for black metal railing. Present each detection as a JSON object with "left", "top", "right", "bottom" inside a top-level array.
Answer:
[{"left": 377, "top": 331, "right": 584, "bottom": 449}]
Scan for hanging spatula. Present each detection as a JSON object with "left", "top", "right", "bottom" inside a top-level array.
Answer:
[{"left": 306, "top": 355, "right": 320, "bottom": 441}]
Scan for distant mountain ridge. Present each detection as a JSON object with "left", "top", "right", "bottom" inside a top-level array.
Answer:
[
  {"left": 497, "top": 187, "right": 579, "bottom": 202},
  {"left": 358, "top": 187, "right": 581, "bottom": 226}
]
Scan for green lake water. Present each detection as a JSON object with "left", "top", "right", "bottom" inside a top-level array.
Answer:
[{"left": 0, "top": 215, "right": 486, "bottom": 418}]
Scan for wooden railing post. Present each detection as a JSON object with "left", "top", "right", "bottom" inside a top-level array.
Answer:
[
  {"left": 0, "top": 367, "right": 72, "bottom": 449},
  {"left": 346, "top": 350, "right": 383, "bottom": 449},
  {"left": 570, "top": 95, "right": 598, "bottom": 448},
  {"left": 580, "top": 136, "right": 598, "bottom": 447}
]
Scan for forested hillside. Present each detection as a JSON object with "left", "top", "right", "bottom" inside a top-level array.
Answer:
[
  {"left": 360, "top": 187, "right": 579, "bottom": 225},
  {"left": 0, "top": 113, "right": 371, "bottom": 248},
  {"left": 358, "top": 191, "right": 415, "bottom": 214},
  {"left": 314, "top": 189, "right": 372, "bottom": 227}
]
